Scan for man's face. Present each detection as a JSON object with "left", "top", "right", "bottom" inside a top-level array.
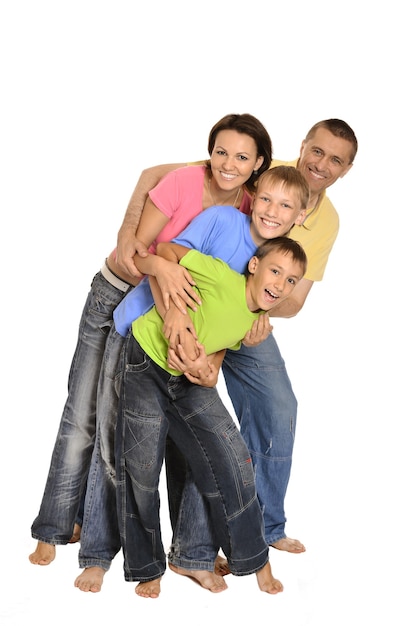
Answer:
[{"left": 297, "top": 127, "right": 354, "bottom": 199}]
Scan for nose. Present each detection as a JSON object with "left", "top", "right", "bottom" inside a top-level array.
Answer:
[
  {"left": 222, "top": 156, "right": 234, "bottom": 171},
  {"left": 274, "top": 276, "right": 285, "bottom": 292}
]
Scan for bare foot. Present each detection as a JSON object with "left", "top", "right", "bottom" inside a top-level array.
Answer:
[
  {"left": 270, "top": 537, "right": 306, "bottom": 553},
  {"left": 74, "top": 567, "right": 105, "bottom": 593},
  {"left": 68, "top": 523, "right": 82, "bottom": 544},
  {"left": 256, "top": 561, "right": 283, "bottom": 594},
  {"left": 29, "top": 542, "right": 56, "bottom": 565},
  {"left": 135, "top": 578, "right": 161, "bottom": 598},
  {"left": 168, "top": 563, "right": 227, "bottom": 593},
  {"left": 214, "top": 555, "right": 231, "bottom": 576}
]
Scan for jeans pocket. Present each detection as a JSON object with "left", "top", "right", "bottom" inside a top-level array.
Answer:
[{"left": 124, "top": 411, "right": 162, "bottom": 471}]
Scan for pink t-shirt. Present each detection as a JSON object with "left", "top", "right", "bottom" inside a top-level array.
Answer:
[
  {"left": 147, "top": 165, "right": 252, "bottom": 253},
  {"left": 110, "top": 165, "right": 252, "bottom": 261}
]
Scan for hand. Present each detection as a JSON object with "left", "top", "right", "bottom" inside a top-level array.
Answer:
[
  {"left": 155, "top": 259, "right": 201, "bottom": 314},
  {"left": 116, "top": 231, "right": 148, "bottom": 279},
  {"left": 167, "top": 342, "right": 218, "bottom": 387},
  {"left": 163, "top": 307, "right": 197, "bottom": 349},
  {"left": 242, "top": 313, "right": 273, "bottom": 347}
]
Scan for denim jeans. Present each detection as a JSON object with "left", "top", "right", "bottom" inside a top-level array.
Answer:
[
  {"left": 79, "top": 328, "right": 297, "bottom": 570},
  {"left": 78, "top": 324, "right": 125, "bottom": 570},
  {"left": 31, "top": 271, "right": 128, "bottom": 545},
  {"left": 169, "top": 333, "right": 297, "bottom": 567},
  {"left": 79, "top": 323, "right": 188, "bottom": 571},
  {"left": 116, "top": 333, "right": 269, "bottom": 582},
  {"left": 223, "top": 335, "right": 297, "bottom": 544}
]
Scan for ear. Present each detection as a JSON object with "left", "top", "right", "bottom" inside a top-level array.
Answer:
[
  {"left": 247, "top": 255, "right": 258, "bottom": 275},
  {"left": 299, "top": 139, "right": 306, "bottom": 157},
  {"left": 340, "top": 162, "right": 353, "bottom": 178},
  {"left": 255, "top": 155, "right": 264, "bottom": 172},
  {"left": 295, "top": 208, "right": 306, "bottom": 225}
]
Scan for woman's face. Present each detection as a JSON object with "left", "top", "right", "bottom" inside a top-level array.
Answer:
[{"left": 209, "top": 129, "right": 264, "bottom": 191}]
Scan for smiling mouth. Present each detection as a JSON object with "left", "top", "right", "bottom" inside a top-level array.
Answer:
[
  {"left": 219, "top": 172, "right": 237, "bottom": 181},
  {"left": 265, "top": 288, "right": 279, "bottom": 300},
  {"left": 261, "top": 218, "right": 280, "bottom": 228},
  {"left": 308, "top": 167, "right": 326, "bottom": 180}
]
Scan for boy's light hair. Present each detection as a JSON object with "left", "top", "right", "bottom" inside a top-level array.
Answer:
[
  {"left": 255, "top": 165, "right": 310, "bottom": 212},
  {"left": 246, "top": 237, "right": 307, "bottom": 278}
]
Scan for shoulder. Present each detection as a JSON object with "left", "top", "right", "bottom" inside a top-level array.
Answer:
[{"left": 169, "top": 164, "right": 206, "bottom": 182}]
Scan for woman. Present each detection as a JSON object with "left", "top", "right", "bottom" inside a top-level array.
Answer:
[{"left": 29, "top": 114, "right": 272, "bottom": 582}]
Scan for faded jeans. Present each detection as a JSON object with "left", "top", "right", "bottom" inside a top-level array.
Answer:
[
  {"left": 31, "top": 271, "right": 129, "bottom": 545},
  {"left": 79, "top": 328, "right": 297, "bottom": 570},
  {"left": 115, "top": 333, "right": 269, "bottom": 582}
]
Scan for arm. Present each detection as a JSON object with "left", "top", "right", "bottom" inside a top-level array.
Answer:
[
  {"left": 149, "top": 242, "right": 199, "bottom": 345},
  {"left": 128, "top": 202, "right": 201, "bottom": 312},
  {"left": 116, "top": 162, "right": 187, "bottom": 276}
]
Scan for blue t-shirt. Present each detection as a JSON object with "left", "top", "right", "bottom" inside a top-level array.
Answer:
[{"left": 113, "top": 205, "right": 256, "bottom": 337}]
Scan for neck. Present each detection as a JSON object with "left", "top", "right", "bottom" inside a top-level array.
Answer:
[
  {"left": 308, "top": 192, "right": 320, "bottom": 211},
  {"left": 208, "top": 175, "right": 242, "bottom": 207}
]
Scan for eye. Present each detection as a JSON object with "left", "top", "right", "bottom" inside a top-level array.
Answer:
[{"left": 237, "top": 155, "right": 249, "bottom": 161}]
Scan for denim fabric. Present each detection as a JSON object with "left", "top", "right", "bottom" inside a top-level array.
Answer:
[
  {"left": 79, "top": 328, "right": 297, "bottom": 570},
  {"left": 223, "top": 334, "right": 297, "bottom": 544},
  {"left": 77, "top": 324, "right": 126, "bottom": 569},
  {"left": 31, "top": 271, "right": 128, "bottom": 545},
  {"left": 79, "top": 324, "right": 187, "bottom": 570},
  {"left": 170, "top": 333, "right": 297, "bottom": 564},
  {"left": 115, "top": 333, "right": 269, "bottom": 583}
]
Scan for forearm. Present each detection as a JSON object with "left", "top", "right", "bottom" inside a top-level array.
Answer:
[
  {"left": 133, "top": 250, "right": 170, "bottom": 279},
  {"left": 118, "top": 163, "right": 187, "bottom": 236},
  {"left": 149, "top": 275, "right": 167, "bottom": 319},
  {"left": 269, "top": 297, "right": 304, "bottom": 318}
]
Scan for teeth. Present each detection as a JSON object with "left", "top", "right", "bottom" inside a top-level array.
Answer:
[
  {"left": 266, "top": 289, "right": 278, "bottom": 299},
  {"left": 262, "top": 219, "right": 279, "bottom": 227}
]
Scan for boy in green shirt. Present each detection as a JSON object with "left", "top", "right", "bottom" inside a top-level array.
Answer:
[{"left": 116, "top": 236, "right": 307, "bottom": 598}]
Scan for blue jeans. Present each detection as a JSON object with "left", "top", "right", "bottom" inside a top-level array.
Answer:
[
  {"left": 78, "top": 324, "right": 188, "bottom": 570},
  {"left": 78, "top": 324, "right": 125, "bottom": 570},
  {"left": 170, "top": 334, "right": 297, "bottom": 567},
  {"left": 223, "top": 335, "right": 297, "bottom": 543},
  {"left": 31, "top": 271, "right": 129, "bottom": 545},
  {"left": 79, "top": 329, "right": 297, "bottom": 570},
  {"left": 116, "top": 333, "right": 269, "bottom": 582}
]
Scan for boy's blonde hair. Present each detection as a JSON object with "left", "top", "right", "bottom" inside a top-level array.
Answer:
[{"left": 256, "top": 165, "right": 310, "bottom": 212}]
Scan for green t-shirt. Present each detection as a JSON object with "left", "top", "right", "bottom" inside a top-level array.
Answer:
[{"left": 132, "top": 249, "right": 260, "bottom": 375}]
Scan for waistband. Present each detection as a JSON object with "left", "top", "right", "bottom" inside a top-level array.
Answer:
[{"left": 100, "top": 259, "right": 132, "bottom": 293}]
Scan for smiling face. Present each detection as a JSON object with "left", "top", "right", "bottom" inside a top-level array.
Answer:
[
  {"left": 249, "top": 180, "right": 306, "bottom": 246},
  {"left": 246, "top": 249, "right": 305, "bottom": 312},
  {"left": 209, "top": 129, "right": 264, "bottom": 194},
  {"left": 297, "top": 127, "right": 353, "bottom": 202}
]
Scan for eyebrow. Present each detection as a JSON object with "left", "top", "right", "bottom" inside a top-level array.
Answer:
[{"left": 312, "top": 144, "right": 346, "bottom": 164}]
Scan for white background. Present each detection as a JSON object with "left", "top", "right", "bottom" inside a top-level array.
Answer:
[{"left": 1, "top": 2, "right": 416, "bottom": 625}]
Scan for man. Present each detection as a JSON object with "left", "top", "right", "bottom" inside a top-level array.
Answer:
[{"left": 117, "top": 119, "right": 358, "bottom": 555}]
